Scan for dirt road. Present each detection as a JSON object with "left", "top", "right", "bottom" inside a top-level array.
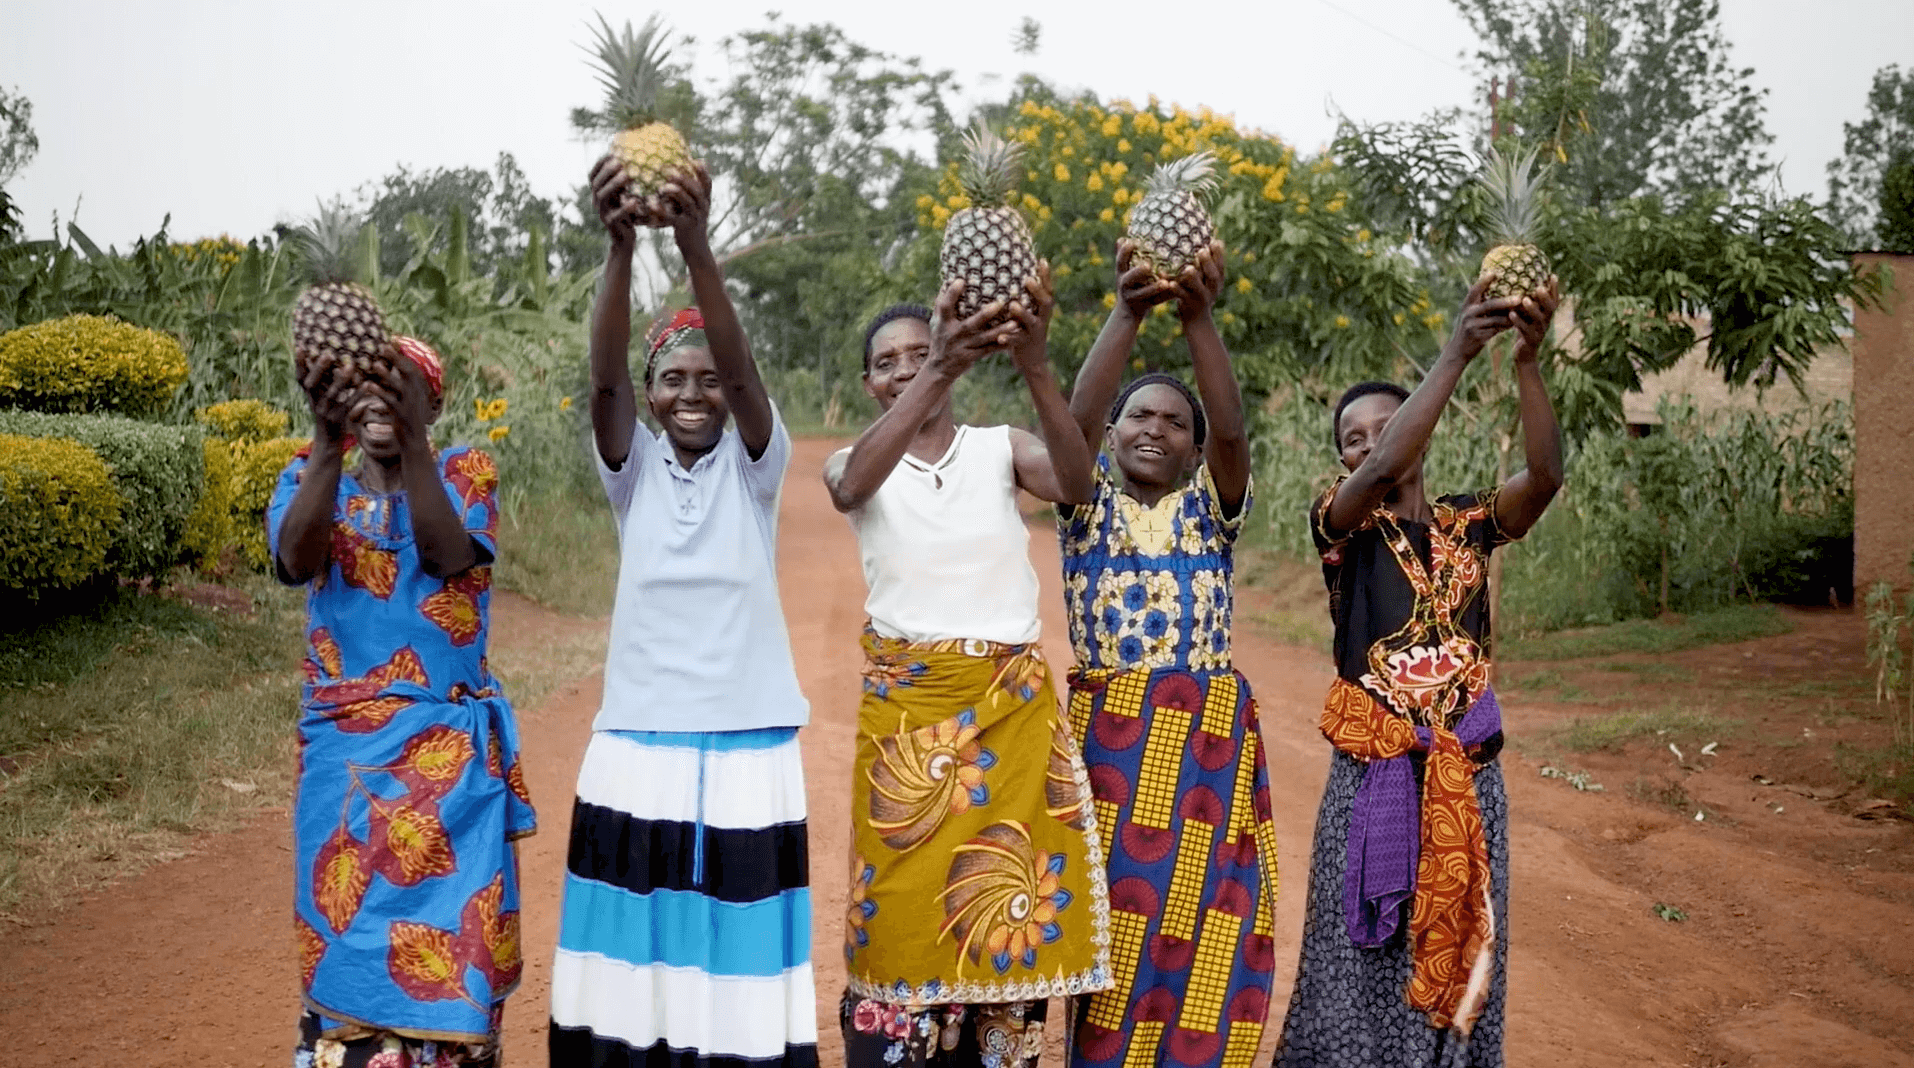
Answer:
[{"left": 2, "top": 437, "right": 1910, "bottom": 1067}]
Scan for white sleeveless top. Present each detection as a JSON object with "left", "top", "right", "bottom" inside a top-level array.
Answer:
[{"left": 839, "top": 424, "right": 1042, "bottom": 645}]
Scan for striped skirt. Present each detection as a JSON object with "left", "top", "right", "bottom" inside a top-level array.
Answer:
[{"left": 549, "top": 728, "right": 819, "bottom": 1068}]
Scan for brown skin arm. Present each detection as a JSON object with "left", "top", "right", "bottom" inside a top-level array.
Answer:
[
  {"left": 1494, "top": 275, "right": 1566, "bottom": 539},
  {"left": 587, "top": 155, "right": 644, "bottom": 469},
  {"left": 658, "top": 162, "right": 774, "bottom": 460},
  {"left": 1324, "top": 275, "right": 1523, "bottom": 535},
  {"left": 361, "top": 358, "right": 480, "bottom": 578},
  {"left": 824, "top": 281, "right": 1020, "bottom": 514},
  {"left": 1006, "top": 265, "right": 1096, "bottom": 506},
  {"left": 274, "top": 357, "right": 357, "bottom": 584},
  {"left": 1174, "top": 242, "right": 1249, "bottom": 518},
  {"left": 1067, "top": 240, "right": 1178, "bottom": 454}
]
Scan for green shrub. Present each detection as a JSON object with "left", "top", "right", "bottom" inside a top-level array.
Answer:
[
  {"left": 231, "top": 436, "right": 303, "bottom": 570},
  {"left": 195, "top": 399, "right": 290, "bottom": 444},
  {"left": 180, "top": 437, "right": 237, "bottom": 569},
  {"left": 0, "top": 410, "right": 206, "bottom": 579},
  {"left": 0, "top": 314, "right": 189, "bottom": 415},
  {"left": 0, "top": 433, "right": 123, "bottom": 591}
]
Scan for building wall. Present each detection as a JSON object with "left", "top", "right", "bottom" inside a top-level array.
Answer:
[{"left": 1854, "top": 253, "right": 1914, "bottom": 595}]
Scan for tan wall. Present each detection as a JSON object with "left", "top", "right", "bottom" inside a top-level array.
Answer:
[
  {"left": 1854, "top": 254, "right": 1914, "bottom": 595},
  {"left": 1621, "top": 344, "right": 1852, "bottom": 424}
]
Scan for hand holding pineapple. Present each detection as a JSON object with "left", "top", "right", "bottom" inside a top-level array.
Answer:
[
  {"left": 357, "top": 353, "right": 437, "bottom": 454},
  {"left": 1509, "top": 274, "right": 1562, "bottom": 363},
  {"left": 1168, "top": 240, "right": 1226, "bottom": 324},
  {"left": 590, "top": 155, "right": 648, "bottom": 248},
  {"left": 928, "top": 279, "right": 1025, "bottom": 382},
  {"left": 1446, "top": 274, "right": 1528, "bottom": 362},
  {"left": 645, "top": 161, "right": 714, "bottom": 241},
  {"left": 1113, "top": 240, "right": 1180, "bottom": 321},
  {"left": 1001, "top": 262, "right": 1058, "bottom": 372},
  {"left": 299, "top": 350, "right": 360, "bottom": 451}
]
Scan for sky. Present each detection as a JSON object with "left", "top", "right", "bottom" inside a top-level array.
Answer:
[{"left": 3, "top": 0, "right": 1909, "bottom": 249}]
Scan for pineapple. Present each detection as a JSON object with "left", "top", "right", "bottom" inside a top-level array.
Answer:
[
  {"left": 1475, "top": 144, "right": 1551, "bottom": 301},
  {"left": 289, "top": 203, "right": 388, "bottom": 392},
  {"left": 579, "top": 13, "right": 693, "bottom": 202},
  {"left": 1128, "top": 151, "right": 1219, "bottom": 280},
  {"left": 939, "top": 122, "right": 1039, "bottom": 322}
]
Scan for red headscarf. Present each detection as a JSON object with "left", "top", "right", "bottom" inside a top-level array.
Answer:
[
  {"left": 391, "top": 335, "right": 444, "bottom": 399},
  {"left": 642, "top": 307, "right": 707, "bottom": 382}
]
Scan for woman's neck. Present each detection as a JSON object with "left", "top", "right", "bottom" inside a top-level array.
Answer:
[
  {"left": 1118, "top": 471, "right": 1180, "bottom": 509},
  {"left": 1382, "top": 476, "right": 1433, "bottom": 524},
  {"left": 355, "top": 455, "right": 405, "bottom": 495},
  {"left": 905, "top": 413, "right": 958, "bottom": 464}
]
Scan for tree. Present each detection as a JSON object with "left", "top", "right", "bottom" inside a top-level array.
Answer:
[
  {"left": 902, "top": 83, "right": 1436, "bottom": 403},
  {"left": 1827, "top": 64, "right": 1914, "bottom": 250},
  {"left": 1453, "top": 0, "right": 1774, "bottom": 208},
  {"left": 0, "top": 86, "right": 38, "bottom": 243},
  {"left": 354, "top": 152, "right": 561, "bottom": 281}
]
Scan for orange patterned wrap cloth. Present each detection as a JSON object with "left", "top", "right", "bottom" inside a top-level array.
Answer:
[{"left": 1320, "top": 676, "right": 1500, "bottom": 1035}]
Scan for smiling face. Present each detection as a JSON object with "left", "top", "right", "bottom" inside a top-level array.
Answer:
[
  {"left": 1337, "top": 392, "right": 1419, "bottom": 479},
  {"left": 862, "top": 317, "right": 934, "bottom": 414},
  {"left": 1108, "top": 382, "right": 1199, "bottom": 489},
  {"left": 351, "top": 387, "right": 442, "bottom": 462},
  {"left": 647, "top": 345, "right": 729, "bottom": 456}
]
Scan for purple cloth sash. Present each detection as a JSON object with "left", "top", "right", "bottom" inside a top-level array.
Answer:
[{"left": 1342, "top": 687, "right": 1503, "bottom": 947}]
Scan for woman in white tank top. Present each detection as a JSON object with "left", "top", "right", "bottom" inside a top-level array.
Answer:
[{"left": 823, "top": 275, "right": 1114, "bottom": 1067}]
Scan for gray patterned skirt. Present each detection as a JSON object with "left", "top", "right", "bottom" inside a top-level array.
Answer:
[{"left": 1274, "top": 751, "right": 1510, "bottom": 1068}]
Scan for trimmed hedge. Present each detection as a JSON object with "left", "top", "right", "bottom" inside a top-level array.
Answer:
[
  {"left": 0, "top": 314, "right": 188, "bottom": 416},
  {"left": 180, "top": 438, "right": 236, "bottom": 569},
  {"left": 0, "top": 411, "right": 206, "bottom": 579},
  {"left": 196, "top": 399, "right": 290, "bottom": 444},
  {"left": 231, "top": 436, "right": 303, "bottom": 571},
  {"left": 0, "top": 433, "right": 123, "bottom": 591}
]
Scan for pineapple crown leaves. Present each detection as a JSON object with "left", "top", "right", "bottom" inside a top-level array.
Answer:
[
  {"left": 1477, "top": 142, "right": 1549, "bottom": 246},
  {"left": 289, "top": 200, "right": 369, "bottom": 286},
  {"left": 1144, "top": 150, "right": 1220, "bottom": 203},
  {"left": 578, "top": 12, "right": 674, "bottom": 133},
  {"left": 956, "top": 121, "right": 1025, "bottom": 206}
]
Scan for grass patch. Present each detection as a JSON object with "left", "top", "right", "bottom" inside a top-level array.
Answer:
[
  {"left": 1504, "top": 668, "right": 1592, "bottom": 702},
  {"left": 1237, "top": 548, "right": 1334, "bottom": 652},
  {"left": 1545, "top": 704, "right": 1736, "bottom": 753},
  {"left": 1503, "top": 604, "right": 1793, "bottom": 661},
  {"left": 493, "top": 485, "right": 619, "bottom": 618},
  {"left": 1590, "top": 661, "right": 1695, "bottom": 683},
  {"left": 0, "top": 575, "right": 305, "bottom": 916},
  {"left": 1834, "top": 740, "right": 1914, "bottom": 808},
  {"left": 1628, "top": 775, "right": 1695, "bottom": 812}
]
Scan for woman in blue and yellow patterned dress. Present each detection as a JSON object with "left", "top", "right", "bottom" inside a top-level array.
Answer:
[
  {"left": 271, "top": 336, "right": 536, "bottom": 1068},
  {"left": 1057, "top": 239, "right": 1280, "bottom": 1068}
]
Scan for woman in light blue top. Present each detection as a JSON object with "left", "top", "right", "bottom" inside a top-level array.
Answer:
[{"left": 547, "top": 155, "right": 816, "bottom": 1068}]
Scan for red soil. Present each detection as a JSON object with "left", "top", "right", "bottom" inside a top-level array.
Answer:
[{"left": 1, "top": 437, "right": 1909, "bottom": 1067}]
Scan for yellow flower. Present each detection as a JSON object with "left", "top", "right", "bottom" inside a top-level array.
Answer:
[
  {"left": 474, "top": 398, "right": 489, "bottom": 422},
  {"left": 1061, "top": 145, "right": 1074, "bottom": 157},
  {"left": 1054, "top": 162, "right": 1071, "bottom": 182},
  {"left": 916, "top": 194, "right": 934, "bottom": 210},
  {"left": 1296, "top": 204, "right": 1309, "bottom": 214},
  {"left": 1236, "top": 277, "right": 1253, "bottom": 294},
  {"left": 1037, "top": 204, "right": 1052, "bottom": 221},
  {"left": 1242, "top": 251, "right": 1256, "bottom": 263},
  {"left": 1393, "top": 312, "right": 1407, "bottom": 325},
  {"left": 1117, "top": 139, "right": 1132, "bottom": 154},
  {"left": 1099, "top": 207, "right": 1115, "bottom": 223},
  {"left": 1019, "top": 100, "right": 1041, "bottom": 117},
  {"left": 491, "top": 398, "right": 508, "bottom": 419},
  {"left": 1109, "top": 161, "right": 1128, "bottom": 180},
  {"left": 1022, "top": 192, "right": 1042, "bottom": 212},
  {"left": 559, "top": 396, "right": 573, "bottom": 410},
  {"left": 1335, "top": 315, "right": 1351, "bottom": 329},
  {"left": 1103, "top": 292, "right": 1118, "bottom": 309},
  {"left": 1220, "top": 311, "right": 1236, "bottom": 324},
  {"left": 1134, "top": 112, "right": 1159, "bottom": 135},
  {"left": 931, "top": 204, "right": 950, "bottom": 228},
  {"left": 488, "top": 425, "right": 510, "bottom": 442},
  {"left": 1054, "top": 263, "right": 1072, "bottom": 276},
  {"left": 1102, "top": 115, "right": 1122, "bottom": 137},
  {"left": 1261, "top": 176, "right": 1285, "bottom": 202},
  {"left": 1357, "top": 228, "right": 1372, "bottom": 242},
  {"left": 1086, "top": 173, "right": 1104, "bottom": 192},
  {"left": 1326, "top": 195, "right": 1347, "bottom": 213},
  {"left": 1112, "top": 187, "right": 1130, "bottom": 206},
  {"left": 946, "top": 194, "right": 970, "bottom": 211}
]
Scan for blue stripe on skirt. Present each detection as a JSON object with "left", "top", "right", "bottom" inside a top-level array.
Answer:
[{"left": 557, "top": 877, "right": 812, "bottom": 977}]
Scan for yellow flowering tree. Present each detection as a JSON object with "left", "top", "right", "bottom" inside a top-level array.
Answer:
[{"left": 907, "top": 85, "right": 1439, "bottom": 394}]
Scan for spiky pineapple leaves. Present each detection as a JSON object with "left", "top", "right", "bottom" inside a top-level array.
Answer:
[{"left": 571, "top": 13, "right": 696, "bottom": 140}]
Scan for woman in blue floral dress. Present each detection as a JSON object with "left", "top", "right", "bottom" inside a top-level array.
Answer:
[
  {"left": 1056, "top": 239, "right": 1281, "bottom": 1068},
  {"left": 271, "top": 336, "right": 535, "bottom": 1068}
]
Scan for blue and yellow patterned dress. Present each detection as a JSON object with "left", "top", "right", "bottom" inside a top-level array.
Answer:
[
  {"left": 1057, "top": 457, "right": 1280, "bottom": 1068},
  {"left": 268, "top": 445, "right": 537, "bottom": 1068}
]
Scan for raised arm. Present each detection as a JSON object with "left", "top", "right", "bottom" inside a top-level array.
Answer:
[
  {"left": 363, "top": 357, "right": 480, "bottom": 578},
  {"left": 1006, "top": 264, "right": 1096, "bottom": 505},
  {"left": 1494, "top": 275, "right": 1565, "bottom": 539},
  {"left": 661, "top": 162, "right": 774, "bottom": 459},
  {"left": 1324, "top": 275, "right": 1522, "bottom": 535},
  {"left": 1067, "top": 240, "right": 1178, "bottom": 454},
  {"left": 1174, "top": 241, "right": 1248, "bottom": 517},
  {"left": 274, "top": 359, "right": 355, "bottom": 584},
  {"left": 587, "top": 155, "right": 643, "bottom": 469},
  {"left": 824, "top": 281, "right": 1021, "bottom": 513}
]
